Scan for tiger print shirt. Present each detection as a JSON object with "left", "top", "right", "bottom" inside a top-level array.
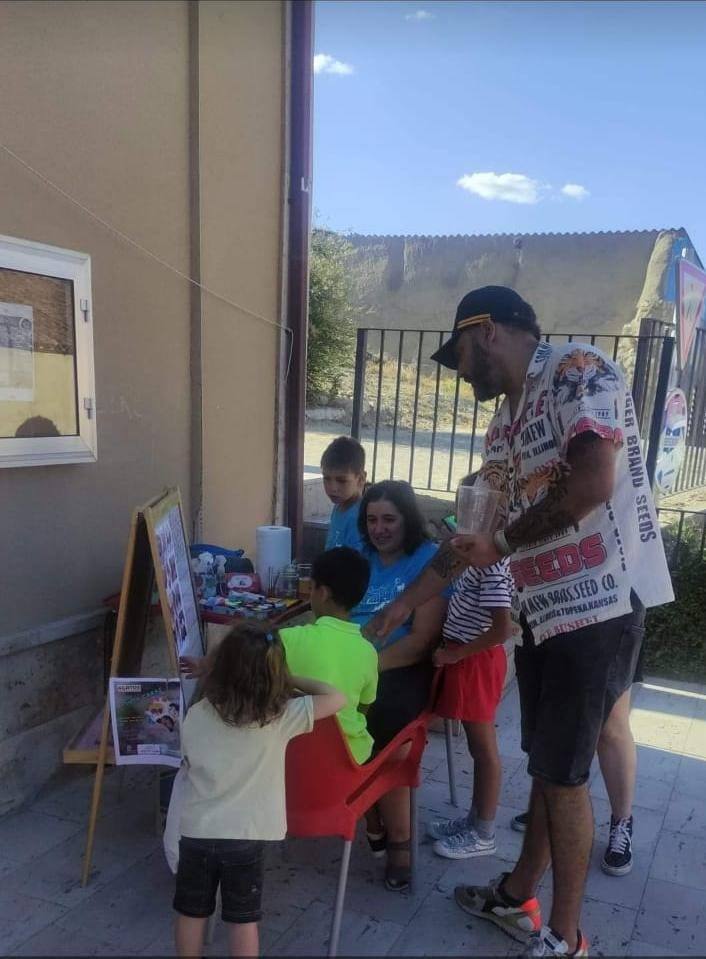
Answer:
[{"left": 477, "top": 341, "right": 673, "bottom": 643}]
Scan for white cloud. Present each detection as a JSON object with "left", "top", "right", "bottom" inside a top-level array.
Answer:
[
  {"left": 457, "top": 172, "right": 544, "bottom": 205},
  {"left": 313, "top": 53, "right": 354, "bottom": 76},
  {"left": 406, "top": 9, "right": 435, "bottom": 20},
  {"left": 561, "top": 183, "right": 590, "bottom": 200}
]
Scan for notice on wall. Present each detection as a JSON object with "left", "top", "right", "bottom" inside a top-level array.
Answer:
[
  {"left": 0, "top": 302, "right": 34, "bottom": 401},
  {"left": 109, "top": 678, "right": 182, "bottom": 767}
]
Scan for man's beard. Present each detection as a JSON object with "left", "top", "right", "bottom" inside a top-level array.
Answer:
[{"left": 465, "top": 347, "right": 500, "bottom": 401}]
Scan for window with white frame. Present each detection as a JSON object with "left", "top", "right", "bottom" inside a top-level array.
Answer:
[{"left": 0, "top": 234, "right": 96, "bottom": 467}]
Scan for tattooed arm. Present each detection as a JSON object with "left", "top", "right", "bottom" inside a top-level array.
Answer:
[
  {"left": 506, "top": 432, "right": 617, "bottom": 547},
  {"left": 364, "top": 433, "right": 618, "bottom": 641},
  {"left": 451, "top": 432, "right": 619, "bottom": 568}
]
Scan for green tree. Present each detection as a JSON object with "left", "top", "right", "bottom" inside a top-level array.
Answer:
[{"left": 307, "top": 229, "right": 357, "bottom": 404}]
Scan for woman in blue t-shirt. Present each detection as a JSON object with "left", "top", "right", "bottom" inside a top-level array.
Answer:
[{"left": 351, "top": 480, "right": 448, "bottom": 892}]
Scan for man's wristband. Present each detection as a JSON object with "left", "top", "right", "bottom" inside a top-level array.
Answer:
[{"left": 493, "top": 529, "right": 512, "bottom": 557}]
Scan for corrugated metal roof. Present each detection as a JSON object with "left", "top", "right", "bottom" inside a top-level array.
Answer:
[{"left": 345, "top": 229, "right": 679, "bottom": 241}]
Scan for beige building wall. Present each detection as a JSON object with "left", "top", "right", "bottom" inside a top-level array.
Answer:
[
  {"left": 0, "top": 0, "right": 287, "bottom": 813},
  {"left": 0, "top": 0, "right": 193, "bottom": 633},
  {"left": 198, "top": 0, "right": 284, "bottom": 555}
]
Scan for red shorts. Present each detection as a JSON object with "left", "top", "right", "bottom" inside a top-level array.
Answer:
[{"left": 435, "top": 644, "right": 507, "bottom": 723}]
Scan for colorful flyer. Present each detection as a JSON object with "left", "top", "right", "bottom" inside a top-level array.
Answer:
[{"left": 109, "top": 678, "right": 182, "bottom": 767}]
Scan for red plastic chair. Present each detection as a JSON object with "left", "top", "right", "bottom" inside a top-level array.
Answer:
[{"left": 285, "top": 672, "right": 441, "bottom": 957}]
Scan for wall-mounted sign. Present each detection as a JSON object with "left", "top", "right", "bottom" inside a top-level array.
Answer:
[
  {"left": 655, "top": 388, "right": 688, "bottom": 497},
  {"left": 676, "top": 259, "right": 706, "bottom": 370},
  {"left": 0, "top": 233, "right": 96, "bottom": 468}
]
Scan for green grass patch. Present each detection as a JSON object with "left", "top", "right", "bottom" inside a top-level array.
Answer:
[{"left": 644, "top": 521, "right": 706, "bottom": 683}]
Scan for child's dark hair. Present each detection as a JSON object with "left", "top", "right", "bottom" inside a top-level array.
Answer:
[
  {"left": 459, "top": 472, "right": 478, "bottom": 487},
  {"left": 321, "top": 436, "right": 366, "bottom": 475},
  {"left": 200, "top": 623, "right": 292, "bottom": 727},
  {"left": 312, "top": 547, "right": 370, "bottom": 610},
  {"left": 358, "top": 480, "right": 430, "bottom": 555}
]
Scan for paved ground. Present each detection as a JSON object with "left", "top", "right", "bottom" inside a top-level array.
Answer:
[
  {"left": 304, "top": 424, "right": 706, "bottom": 512},
  {"left": 305, "top": 424, "right": 483, "bottom": 494},
  {"left": 1, "top": 676, "right": 706, "bottom": 957}
]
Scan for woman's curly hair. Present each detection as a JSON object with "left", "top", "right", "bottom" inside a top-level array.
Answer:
[{"left": 200, "top": 623, "right": 293, "bottom": 727}]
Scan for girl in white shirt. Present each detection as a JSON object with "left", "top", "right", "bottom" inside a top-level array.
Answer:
[{"left": 174, "top": 623, "right": 344, "bottom": 958}]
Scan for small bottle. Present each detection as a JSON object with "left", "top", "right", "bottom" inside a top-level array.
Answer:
[
  {"left": 282, "top": 562, "right": 299, "bottom": 599},
  {"left": 203, "top": 559, "right": 217, "bottom": 599},
  {"left": 215, "top": 556, "right": 227, "bottom": 596}
]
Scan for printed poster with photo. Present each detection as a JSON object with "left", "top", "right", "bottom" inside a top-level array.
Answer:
[
  {"left": 148, "top": 491, "right": 204, "bottom": 709},
  {"left": 0, "top": 302, "right": 34, "bottom": 401},
  {"left": 109, "top": 678, "right": 182, "bottom": 767}
]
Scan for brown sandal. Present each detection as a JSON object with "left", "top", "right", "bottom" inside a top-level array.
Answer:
[{"left": 384, "top": 839, "right": 410, "bottom": 892}]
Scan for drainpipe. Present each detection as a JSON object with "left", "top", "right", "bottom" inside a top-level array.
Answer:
[{"left": 284, "top": 0, "right": 314, "bottom": 558}]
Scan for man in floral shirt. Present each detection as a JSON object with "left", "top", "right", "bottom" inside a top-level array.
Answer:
[{"left": 367, "top": 287, "right": 673, "bottom": 958}]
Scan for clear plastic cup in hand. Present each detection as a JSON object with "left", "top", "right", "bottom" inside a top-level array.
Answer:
[{"left": 456, "top": 485, "right": 505, "bottom": 534}]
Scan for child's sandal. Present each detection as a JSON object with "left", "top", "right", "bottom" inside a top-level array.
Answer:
[
  {"left": 366, "top": 829, "right": 387, "bottom": 859},
  {"left": 384, "top": 839, "right": 411, "bottom": 892}
]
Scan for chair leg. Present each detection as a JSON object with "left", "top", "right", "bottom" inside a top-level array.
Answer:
[
  {"left": 206, "top": 886, "right": 220, "bottom": 945},
  {"left": 328, "top": 839, "right": 352, "bottom": 958},
  {"left": 409, "top": 785, "right": 418, "bottom": 893},
  {"left": 444, "top": 719, "right": 459, "bottom": 807}
]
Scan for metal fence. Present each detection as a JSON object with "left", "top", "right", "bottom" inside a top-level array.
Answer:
[
  {"left": 351, "top": 321, "right": 680, "bottom": 494},
  {"left": 674, "top": 325, "right": 706, "bottom": 494},
  {"left": 657, "top": 507, "right": 706, "bottom": 571}
]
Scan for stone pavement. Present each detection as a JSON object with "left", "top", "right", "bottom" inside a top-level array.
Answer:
[{"left": 1, "top": 676, "right": 705, "bottom": 957}]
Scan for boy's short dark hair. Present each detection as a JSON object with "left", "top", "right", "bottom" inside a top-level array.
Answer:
[
  {"left": 321, "top": 436, "right": 366, "bottom": 475},
  {"left": 312, "top": 547, "right": 370, "bottom": 610}
]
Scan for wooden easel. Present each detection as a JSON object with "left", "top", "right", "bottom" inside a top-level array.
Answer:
[{"left": 73, "top": 487, "right": 204, "bottom": 886}]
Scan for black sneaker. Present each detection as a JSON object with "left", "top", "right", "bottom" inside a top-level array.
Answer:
[
  {"left": 601, "top": 815, "right": 633, "bottom": 876},
  {"left": 512, "top": 811, "right": 529, "bottom": 833}
]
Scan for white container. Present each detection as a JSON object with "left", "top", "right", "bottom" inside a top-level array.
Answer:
[{"left": 255, "top": 526, "right": 292, "bottom": 594}]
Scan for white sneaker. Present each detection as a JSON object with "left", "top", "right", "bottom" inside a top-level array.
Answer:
[
  {"left": 433, "top": 825, "right": 497, "bottom": 860},
  {"left": 426, "top": 813, "right": 470, "bottom": 841},
  {"left": 523, "top": 926, "right": 589, "bottom": 957}
]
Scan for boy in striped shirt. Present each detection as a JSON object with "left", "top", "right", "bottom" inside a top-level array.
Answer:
[{"left": 428, "top": 475, "right": 515, "bottom": 860}]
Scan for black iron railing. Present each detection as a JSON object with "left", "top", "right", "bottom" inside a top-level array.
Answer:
[{"left": 351, "top": 322, "right": 676, "bottom": 493}]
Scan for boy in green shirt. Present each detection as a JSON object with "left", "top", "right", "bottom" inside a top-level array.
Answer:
[{"left": 281, "top": 547, "right": 378, "bottom": 763}]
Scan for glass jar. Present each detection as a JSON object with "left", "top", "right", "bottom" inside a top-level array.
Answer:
[
  {"left": 282, "top": 562, "right": 299, "bottom": 599},
  {"left": 297, "top": 563, "right": 312, "bottom": 600}
]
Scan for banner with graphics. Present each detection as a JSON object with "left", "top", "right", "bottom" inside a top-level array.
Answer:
[{"left": 676, "top": 260, "right": 706, "bottom": 370}]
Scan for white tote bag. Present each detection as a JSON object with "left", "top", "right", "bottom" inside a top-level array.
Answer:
[{"left": 163, "top": 763, "right": 189, "bottom": 874}]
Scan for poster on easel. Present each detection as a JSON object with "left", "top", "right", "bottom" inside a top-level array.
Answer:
[
  {"left": 144, "top": 488, "right": 204, "bottom": 708},
  {"left": 109, "top": 678, "right": 182, "bottom": 767},
  {"left": 61, "top": 487, "right": 204, "bottom": 885}
]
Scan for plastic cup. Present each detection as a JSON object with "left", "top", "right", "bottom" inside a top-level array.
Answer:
[{"left": 456, "top": 486, "right": 504, "bottom": 535}]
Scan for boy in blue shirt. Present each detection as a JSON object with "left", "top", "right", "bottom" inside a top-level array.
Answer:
[{"left": 322, "top": 436, "right": 366, "bottom": 552}]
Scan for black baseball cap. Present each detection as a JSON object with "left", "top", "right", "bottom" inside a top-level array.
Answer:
[{"left": 430, "top": 286, "right": 536, "bottom": 370}]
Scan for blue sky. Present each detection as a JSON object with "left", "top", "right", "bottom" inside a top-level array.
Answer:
[{"left": 313, "top": 1, "right": 706, "bottom": 257}]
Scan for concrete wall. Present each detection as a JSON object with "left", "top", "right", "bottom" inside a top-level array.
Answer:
[
  {"left": 346, "top": 231, "right": 666, "bottom": 343},
  {"left": 0, "top": 0, "right": 286, "bottom": 812}
]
